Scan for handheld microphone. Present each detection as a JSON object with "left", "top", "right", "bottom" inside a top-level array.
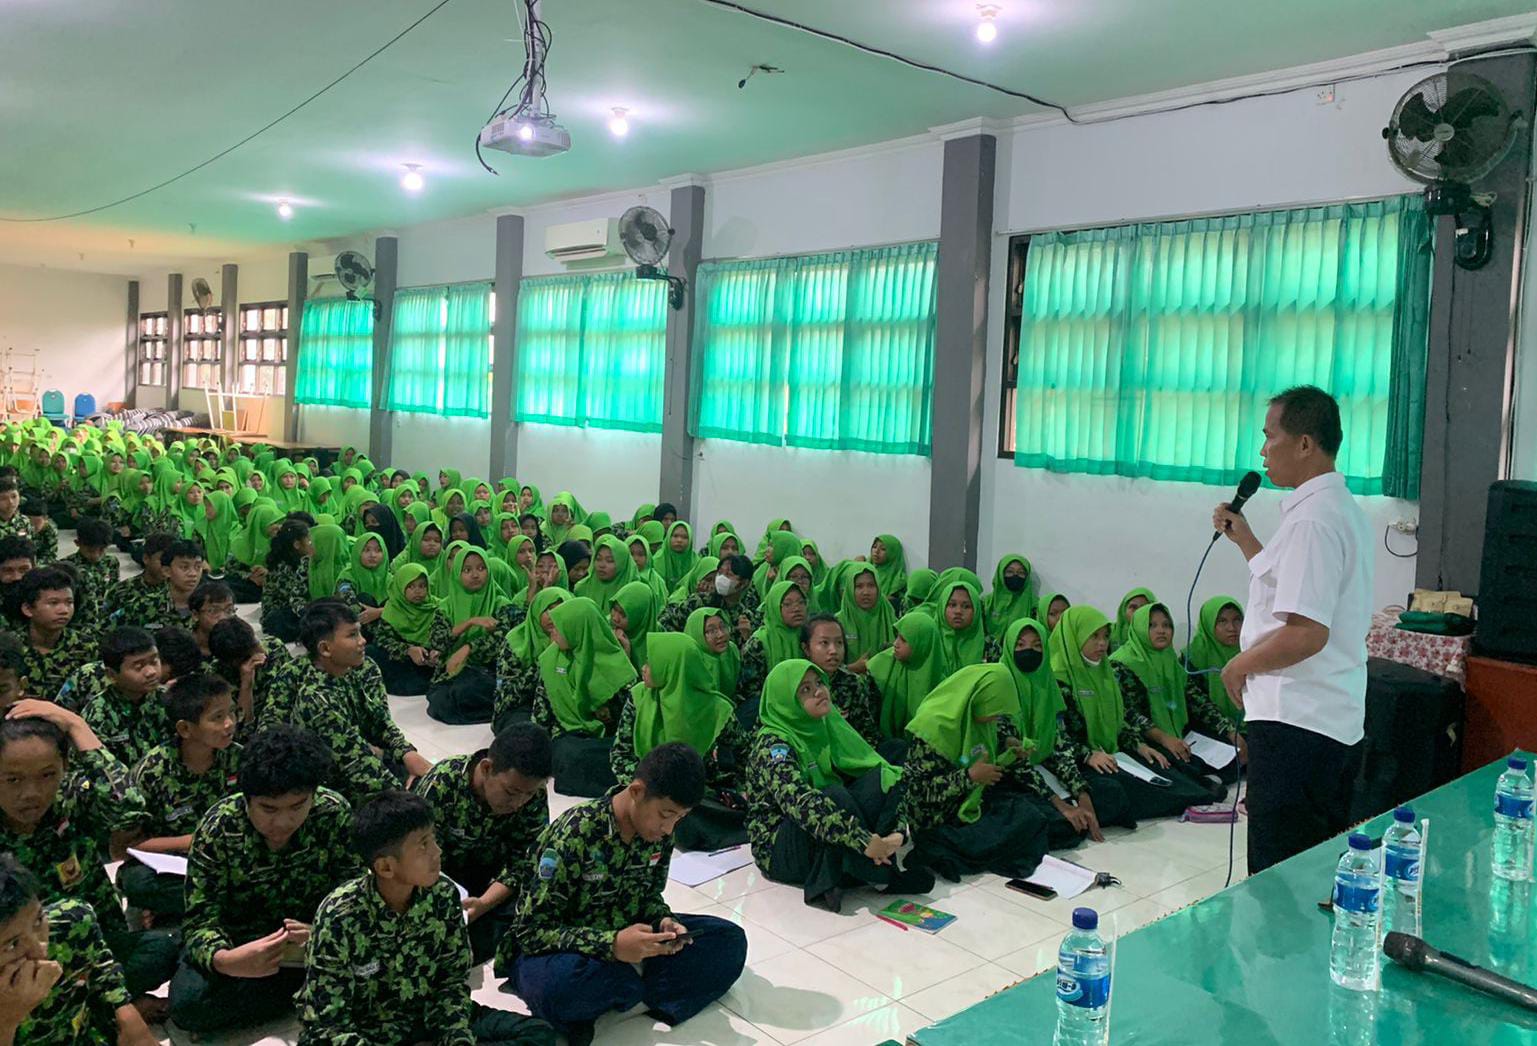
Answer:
[
  {"left": 1212, "top": 471, "right": 1263, "bottom": 544},
  {"left": 1384, "top": 932, "right": 1537, "bottom": 1012}
]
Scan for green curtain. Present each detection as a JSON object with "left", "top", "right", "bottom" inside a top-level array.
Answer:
[
  {"left": 442, "top": 282, "right": 492, "bottom": 418},
  {"left": 1012, "top": 195, "right": 1432, "bottom": 496},
  {"left": 385, "top": 288, "right": 443, "bottom": 413},
  {"left": 692, "top": 241, "right": 937, "bottom": 454},
  {"left": 385, "top": 283, "right": 492, "bottom": 417},
  {"left": 295, "top": 298, "right": 373, "bottom": 409},
  {"left": 513, "top": 273, "right": 666, "bottom": 431}
]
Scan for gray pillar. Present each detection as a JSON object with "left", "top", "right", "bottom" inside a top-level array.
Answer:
[
  {"left": 661, "top": 183, "right": 706, "bottom": 516},
  {"left": 490, "top": 214, "right": 526, "bottom": 480},
  {"left": 284, "top": 251, "right": 308, "bottom": 441},
  {"left": 166, "top": 273, "right": 183, "bottom": 406},
  {"left": 369, "top": 236, "right": 399, "bottom": 464},
  {"left": 125, "top": 280, "right": 139, "bottom": 408},
  {"left": 1415, "top": 53, "right": 1534, "bottom": 593},
  {"left": 219, "top": 263, "right": 238, "bottom": 398},
  {"left": 928, "top": 134, "right": 996, "bottom": 571}
]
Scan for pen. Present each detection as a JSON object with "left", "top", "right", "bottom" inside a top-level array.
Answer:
[{"left": 876, "top": 915, "right": 908, "bottom": 932}]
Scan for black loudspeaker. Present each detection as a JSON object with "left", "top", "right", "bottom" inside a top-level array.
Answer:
[
  {"left": 1351, "top": 658, "right": 1465, "bottom": 823},
  {"left": 1475, "top": 480, "right": 1537, "bottom": 665}
]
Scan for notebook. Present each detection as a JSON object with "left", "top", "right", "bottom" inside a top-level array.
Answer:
[{"left": 877, "top": 900, "right": 956, "bottom": 934}]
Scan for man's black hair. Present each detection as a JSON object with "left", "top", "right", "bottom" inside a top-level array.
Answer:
[
  {"left": 154, "top": 625, "right": 203, "bottom": 681},
  {"left": 0, "top": 716, "right": 67, "bottom": 760},
  {"left": 20, "top": 498, "right": 46, "bottom": 518},
  {"left": 0, "top": 469, "right": 16, "bottom": 484},
  {"left": 284, "top": 511, "right": 317, "bottom": 527},
  {"left": 162, "top": 539, "right": 204, "bottom": 568},
  {"left": 1270, "top": 385, "right": 1343, "bottom": 457},
  {"left": 0, "top": 478, "right": 17, "bottom": 496},
  {"left": 0, "top": 855, "right": 42, "bottom": 924},
  {"left": 352, "top": 790, "right": 435, "bottom": 864},
  {"left": 721, "top": 554, "right": 753, "bottom": 581},
  {"left": 209, "top": 616, "right": 259, "bottom": 665},
  {"left": 299, "top": 600, "right": 359, "bottom": 658},
  {"left": 189, "top": 580, "right": 234, "bottom": 613},
  {"left": 652, "top": 502, "right": 677, "bottom": 521},
  {"left": 488, "top": 721, "right": 553, "bottom": 780},
  {"left": 0, "top": 633, "right": 23, "bottom": 675},
  {"left": 0, "top": 536, "right": 35, "bottom": 566},
  {"left": 101, "top": 626, "right": 158, "bottom": 672},
  {"left": 557, "top": 540, "right": 590, "bottom": 572},
  {"left": 18, "top": 567, "right": 71, "bottom": 609},
  {"left": 237, "top": 725, "right": 334, "bottom": 798},
  {"left": 167, "top": 672, "right": 233, "bottom": 726},
  {"left": 266, "top": 520, "right": 310, "bottom": 570},
  {"left": 634, "top": 741, "right": 706, "bottom": 808},
  {"left": 141, "top": 532, "right": 176, "bottom": 562},
  {"left": 798, "top": 612, "right": 844, "bottom": 648},
  {"left": 75, "top": 517, "right": 113, "bottom": 549}
]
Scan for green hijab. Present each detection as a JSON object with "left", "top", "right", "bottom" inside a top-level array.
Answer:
[
  {"left": 984, "top": 554, "right": 1038, "bottom": 637},
  {"left": 200, "top": 490, "right": 237, "bottom": 571},
  {"left": 758, "top": 660, "right": 899, "bottom": 791},
  {"left": 868, "top": 612, "right": 947, "bottom": 741},
  {"left": 339, "top": 533, "right": 390, "bottom": 604},
  {"left": 668, "top": 555, "right": 719, "bottom": 606},
  {"left": 754, "top": 530, "right": 805, "bottom": 597},
  {"left": 871, "top": 534, "right": 908, "bottom": 600},
  {"left": 307, "top": 524, "right": 350, "bottom": 600},
  {"left": 232, "top": 500, "right": 283, "bottom": 567},
  {"left": 270, "top": 460, "right": 309, "bottom": 515},
  {"left": 707, "top": 530, "right": 742, "bottom": 560},
  {"left": 612, "top": 580, "right": 659, "bottom": 671},
  {"left": 381, "top": 563, "right": 438, "bottom": 646},
  {"left": 1111, "top": 587, "right": 1158, "bottom": 650},
  {"left": 438, "top": 467, "right": 462, "bottom": 493},
  {"left": 837, "top": 564, "right": 897, "bottom": 665},
  {"left": 403, "top": 501, "right": 433, "bottom": 537},
  {"left": 1185, "top": 595, "right": 1245, "bottom": 724},
  {"left": 904, "top": 567, "right": 939, "bottom": 612},
  {"left": 685, "top": 607, "right": 742, "bottom": 698},
  {"left": 1036, "top": 591, "right": 1072, "bottom": 633},
  {"left": 1049, "top": 605, "right": 1125, "bottom": 753},
  {"left": 574, "top": 534, "right": 640, "bottom": 611},
  {"left": 1110, "top": 602, "right": 1189, "bottom": 737},
  {"left": 393, "top": 521, "right": 445, "bottom": 585},
  {"left": 505, "top": 586, "right": 569, "bottom": 665},
  {"left": 932, "top": 580, "right": 987, "bottom": 677},
  {"left": 439, "top": 546, "right": 509, "bottom": 636},
  {"left": 637, "top": 520, "right": 665, "bottom": 553},
  {"left": 657, "top": 521, "right": 698, "bottom": 591},
  {"left": 756, "top": 518, "right": 794, "bottom": 559},
  {"left": 632, "top": 632, "right": 734, "bottom": 759},
  {"left": 752, "top": 581, "right": 807, "bottom": 672},
  {"left": 1002, "top": 618, "right": 1065, "bottom": 766},
  {"left": 501, "top": 533, "right": 534, "bottom": 593},
  {"left": 539, "top": 597, "right": 638, "bottom": 736},
  {"left": 906, "top": 663, "right": 1023, "bottom": 822},
  {"left": 542, "top": 491, "right": 586, "bottom": 547}
]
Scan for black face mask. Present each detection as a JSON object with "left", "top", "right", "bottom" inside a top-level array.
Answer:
[
  {"left": 1003, "top": 574, "right": 1028, "bottom": 593},
  {"left": 1013, "top": 648, "right": 1045, "bottom": 673}
]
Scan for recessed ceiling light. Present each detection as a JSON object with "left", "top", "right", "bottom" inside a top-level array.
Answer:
[
  {"left": 975, "top": 4, "right": 1000, "bottom": 43},
  {"left": 276, "top": 200, "right": 294, "bottom": 220},
  {"left": 608, "top": 107, "right": 630, "bottom": 138},
  {"left": 400, "top": 163, "right": 425, "bottom": 193}
]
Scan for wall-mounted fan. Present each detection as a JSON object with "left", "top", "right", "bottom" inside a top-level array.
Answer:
[
  {"left": 191, "top": 277, "right": 214, "bottom": 310},
  {"left": 619, "top": 205, "right": 685, "bottom": 309},
  {"left": 1383, "top": 72, "right": 1524, "bottom": 269},
  {"left": 334, "top": 250, "right": 375, "bottom": 300}
]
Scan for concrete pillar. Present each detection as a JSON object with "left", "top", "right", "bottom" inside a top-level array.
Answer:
[
  {"left": 166, "top": 273, "right": 183, "bottom": 406},
  {"left": 661, "top": 181, "right": 706, "bottom": 516},
  {"left": 490, "top": 213, "right": 526, "bottom": 480},
  {"left": 219, "top": 263, "right": 238, "bottom": 397},
  {"left": 369, "top": 236, "right": 399, "bottom": 464},
  {"left": 125, "top": 280, "right": 139, "bottom": 408},
  {"left": 284, "top": 252, "right": 308, "bottom": 441}
]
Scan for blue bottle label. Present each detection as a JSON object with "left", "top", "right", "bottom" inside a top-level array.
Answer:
[
  {"left": 1333, "top": 880, "right": 1380, "bottom": 914},
  {"left": 1056, "top": 966, "right": 1110, "bottom": 1009},
  {"left": 1384, "top": 845, "right": 1420, "bottom": 883},
  {"left": 1496, "top": 793, "right": 1534, "bottom": 820}
]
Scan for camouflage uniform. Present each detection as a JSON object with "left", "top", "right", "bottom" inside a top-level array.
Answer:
[
  {"left": 16, "top": 899, "right": 131, "bottom": 1046},
  {"left": 30, "top": 520, "right": 59, "bottom": 564},
  {"left": 77, "top": 677, "right": 172, "bottom": 767},
  {"left": 128, "top": 741, "right": 243, "bottom": 839},
  {"left": 826, "top": 668, "right": 881, "bottom": 749},
  {"left": 425, "top": 604, "right": 519, "bottom": 688},
  {"left": 296, "top": 874, "right": 474, "bottom": 1046},
  {"left": 17, "top": 626, "right": 98, "bottom": 706},
  {"left": 102, "top": 574, "right": 168, "bottom": 630},
  {"left": 1111, "top": 662, "right": 1238, "bottom": 744},
  {"left": 258, "top": 560, "right": 309, "bottom": 637},
  {"left": 61, "top": 550, "right": 119, "bottom": 629},
  {"left": 743, "top": 731, "right": 873, "bottom": 878},
  {"left": 0, "top": 511, "right": 32, "bottom": 543},
  {"left": 412, "top": 752, "right": 548, "bottom": 901},
  {"left": 211, "top": 633, "right": 292, "bottom": 735},
  {"left": 490, "top": 645, "right": 542, "bottom": 731},
  {"left": 656, "top": 589, "right": 760, "bottom": 635},
  {"left": 607, "top": 695, "right": 748, "bottom": 789},
  {"left": 259, "top": 656, "right": 417, "bottom": 804}
]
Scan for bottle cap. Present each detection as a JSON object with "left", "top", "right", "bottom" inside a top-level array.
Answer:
[
  {"left": 1348, "top": 832, "right": 1373, "bottom": 851},
  {"left": 1071, "top": 907, "right": 1098, "bottom": 931},
  {"left": 1393, "top": 806, "right": 1415, "bottom": 823},
  {"left": 1509, "top": 758, "right": 1528, "bottom": 771}
]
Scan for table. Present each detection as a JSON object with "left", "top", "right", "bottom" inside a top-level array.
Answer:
[
  {"left": 158, "top": 429, "right": 342, "bottom": 469},
  {"left": 1366, "top": 610, "right": 1474, "bottom": 685},
  {"left": 911, "top": 752, "right": 1537, "bottom": 1046},
  {"left": 1465, "top": 658, "right": 1537, "bottom": 774}
]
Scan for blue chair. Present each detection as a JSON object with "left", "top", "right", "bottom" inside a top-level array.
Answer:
[
  {"left": 40, "top": 390, "right": 67, "bottom": 426},
  {"left": 73, "top": 393, "right": 96, "bottom": 420}
]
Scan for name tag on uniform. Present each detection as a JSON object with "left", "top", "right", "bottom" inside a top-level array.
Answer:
[
  {"left": 556, "top": 667, "right": 568, "bottom": 675},
  {"left": 169, "top": 804, "right": 197, "bottom": 823},
  {"left": 354, "top": 960, "right": 381, "bottom": 977},
  {"left": 1076, "top": 689, "right": 1095, "bottom": 700},
  {"left": 581, "top": 869, "right": 606, "bottom": 882}
]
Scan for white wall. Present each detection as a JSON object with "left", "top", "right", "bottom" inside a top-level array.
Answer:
[
  {"left": 517, "top": 423, "right": 660, "bottom": 518},
  {"left": 0, "top": 262, "right": 128, "bottom": 411}
]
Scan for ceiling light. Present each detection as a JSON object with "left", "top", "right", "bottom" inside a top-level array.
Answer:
[
  {"left": 400, "top": 163, "right": 425, "bottom": 193},
  {"left": 608, "top": 107, "right": 630, "bottom": 138},
  {"left": 276, "top": 200, "right": 294, "bottom": 220},
  {"left": 975, "top": 4, "right": 1000, "bottom": 43}
]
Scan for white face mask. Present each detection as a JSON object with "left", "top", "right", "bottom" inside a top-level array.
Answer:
[
  {"left": 714, "top": 574, "right": 736, "bottom": 596},
  {"left": 1082, "top": 656, "right": 1103, "bottom": 668}
]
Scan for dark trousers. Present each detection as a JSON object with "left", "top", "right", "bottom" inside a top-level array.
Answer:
[
  {"left": 912, "top": 790, "right": 1050, "bottom": 881},
  {"left": 117, "top": 860, "right": 185, "bottom": 917},
  {"left": 764, "top": 767, "right": 902, "bottom": 905},
  {"left": 167, "top": 960, "right": 306, "bottom": 1034},
  {"left": 551, "top": 733, "right": 617, "bottom": 798},
  {"left": 512, "top": 914, "right": 745, "bottom": 1031},
  {"left": 1246, "top": 719, "right": 1362, "bottom": 875},
  {"left": 102, "top": 925, "right": 181, "bottom": 998},
  {"left": 672, "top": 795, "right": 748, "bottom": 853},
  {"left": 260, "top": 606, "right": 301, "bottom": 642},
  {"left": 427, "top": 665, "right": 496, "bottom": 724},
  {"left": 369, "top": 646, "right": 434, "bottom": 697},
  {"left": 224, "top": 573, "right": 262, "bottom": 604}
]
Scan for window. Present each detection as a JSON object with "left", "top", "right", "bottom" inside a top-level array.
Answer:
[
  {"left": 237, "top": 302, "right": 289, "bottom": 395},
  {"left": 514, "top": 272, "right": 667, "bottom": 432},
  {"left": 1005, "top": 196, "right": 1432, "bottom": 497},
  {"left": 691, "top": 241, "right": 938, "bottom": 455},
  {"left": 385, "top": 282, "right": 493, "bottom": 417},
  {"left": 294, "top": 297, "right": 374, "bottom": 409},
  {"left": 182, "top": 308, "right": 222, "bottom": 389},
  {"left": 137, "top": 312, "right": 168, "bottom": 387}
]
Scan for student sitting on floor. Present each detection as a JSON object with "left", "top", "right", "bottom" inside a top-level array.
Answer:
[
  {"left": 187, "top": 579, "right": 236, "bottom": 661},
  {"left": 61, "top": 516, "right": 119, "bottom": 630},
  {"left": 74, "top": 626, "right": 170, "bottom": 766},
  {"left": 531, "top": 596, "right": 637, "bottom": 798},
  {"left": 368, "top": 562, "right": 440, "bottom": 696},
  {"left": 171, "top": 725, "right": 360, "bottom": 1036},
  {"left": 208, "top": 614, "right": 290, "bottom": 736},
  {"left": 21, "top": 499, "right": 58, "bottom": 566},
  {"left": 799, "top": 612, "right": 883, "bottom": 749},
  {"left": 261, "top": 600, "right": 431, "bottom": 804},
  {"left": 0, "top": 855, "right": 158, "bottom": 1046},
  {"left": 0, "top": 632, "right": 25, "bottom": 711},
  {"left": 0, "top": 478, "right": 27, "bottom": 544},
  {"left": 297, "top": 789, "right": 555, "bottom": 1046},
  {"left": 425, "top": 546, "right": 518, "bottom": 725},
  {"left": 503, "top": 743, "right": 747, "bottom": 1046},
  {"left": 15, "top": 566, "right": 96, "bottom": 702},
  {"left": 867, "top": 611, "right": 947, "bottom": 761},
  {"left": 491, "top": 587, "right": 569, "bottom": 734},
  {"left": 260, "top": 519, "right": 313, "bottom": 642},
  {"left": 121, "top": 672, "right": 242, "bottom": 920},
  {"left": 0, "top": 535, "right": 35, "bottom": 631},
  {"left": 104, "top": 531, "right": 174, "bottom": 626},
  {"left": 145, "top": 539, "right": 207, "bottom": 631}
]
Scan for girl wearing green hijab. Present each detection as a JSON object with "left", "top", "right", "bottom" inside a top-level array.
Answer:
[
  {"left": 609, "top": 580, "right": 659, "bottom": 672},
  {"left": 797, "top": 539, "right": 829, "bottom": 606},
  {"left": 667, "top": 555, "right": 719, "bottom": 606},
  {"left": 932, "top": 578, "right": 988, "bottom": 678},
  {"left": 1049, "top": 605, "right": 1213, "bottom": 821},
  {"left": 424, "top": 546, "right": 512, "bottom": 725},
  {"left": 983, "top": 554, "right": 1038, "bottom": 638},
  {"left": 752, "top": 530, "right": 804, "bottom": 599},
  {"left": 736, "top": 581, "right": 810, "bottom": 721},
  {"left": 707, "top": 529, "right": 743, "bottom": 561},
  {"left": 870, "top": 534, "right": 908, "bottom": 610},
  {"left": 371, "top": 562, "right": 440, "bottom": 696},
  {"left": 573, "top": 534, "right": 640, "bottom": 612},
  {"left": 902, "top": 567, "right": 938, "bottom": 616},
  {"left": 402, "top": 500, "right": 432, "bottom": 540},
  {"left": 1036, "top": 590, "right": 1072, "bottom": 633},
  {"left": 1183, "top": 596, "right": 1247, "bottom": 729},
  {"left": 1111, "top": 603, "right": 1238, "bottom": 790},
  {"left": 1110, "top": 587, "right": 1157, "bottom": 651},
  {"left": 837, "top": 565, "right": 896, "bottom": 671},
  {"left": 868, "top": 612, "right": 947, "bottom": 745},
  {"left": 500, "top": 532, "right": 536, "bottom": 594},
  {"left": 535, "top": 596, "right": 637, "bottom": 797},
  {"left": 755, "top": 517, "right": 795, "bottom": 559},
  {"left": 686, "top": 606, "right": 742, "bottom": 699},
  {"left": 492, "top": 586, "right": 570, "bottom": 734},
  {"left": 657, "top": 521, "right": 698, "bottom": 591},
  {"left": 746, "top": 659, "right": 929, "bottom": 910},
  {"left": 392, "top": 520, "right": 447, "bottom": 593},
  {"left": 339, "top": 532, "right": 390, "bottom": 606},
  {"left": 199, "top": 490, "right": 238, "bottom": 574},
  {"left": 541, "top": 491, "right": 585, "bottom": 548},
  {"left": 898, "top": 663, "right": 1049, "bottom": 881},
  {"left": 143, "top": 460, "right": 188, "bottom": 537},
  {"left": 224, "top": 499, "right": 284, "bottom": 603},
  {"left": 270, "top": 460, "right": 310, "bottom": 516},
  {"left": 306, "top": 523, "right": 351, "bottom": 602}
]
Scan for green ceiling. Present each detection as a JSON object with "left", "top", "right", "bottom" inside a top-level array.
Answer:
[{"left": 0, "top": 0, "right": 1527, "bottom": 272}]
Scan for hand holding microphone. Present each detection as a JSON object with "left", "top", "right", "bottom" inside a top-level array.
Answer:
[{"left": 1212, "top": 471, "right": 1263, "bottom": 550}]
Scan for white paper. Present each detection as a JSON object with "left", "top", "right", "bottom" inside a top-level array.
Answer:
[
  {"left": 445, "top": 875, "right": 470, "bottom": 924},
  {"left": 1183, "top": 731, "right": 1238, "bottom": 769},
  {"left": 126, "top": 849, "right": 188, "bottom": 877},
  {"left": 1035, "top": 766, "right": 1070, "bottom": 800},
  {"left": 1114, "top": 752, "right": 1173, "bottom": 786},
  {"left": 1024, "top": 855, "right": 1097, "bottom": 900},
  {"left": 668, "top": 845, "right": 754, "bottom": 887}
]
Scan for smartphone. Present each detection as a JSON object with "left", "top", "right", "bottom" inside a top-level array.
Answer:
[
  {"left": 670, "top": 930, "right": 694, "bottom": 945},
  {"left": 1005, "top": 878, "right": 1057, "bottom": 900}
]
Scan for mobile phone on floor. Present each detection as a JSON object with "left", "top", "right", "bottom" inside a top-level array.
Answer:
[{"left": 1005, "top": 878, "right": 1057, "bottom": 900}]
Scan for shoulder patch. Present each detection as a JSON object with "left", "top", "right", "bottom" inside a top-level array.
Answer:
[
  {"left": 769, "top": 744, "right": 791, "bottom": 762},
  {"left": 537, "top": 849, "right": 558, "bottom": 880}
]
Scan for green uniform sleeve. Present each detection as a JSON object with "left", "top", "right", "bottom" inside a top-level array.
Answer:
[
  {"left": 493, "top": 798, "right": 549, "bottom": 891},
  {"left": 1184, "top": 675, "right": 1238, "bottom": 739},
  {"left": 183, "top": 817, "right": 234, "bottom": 971},
  {"left": 511, "top": 829, "right": 621, "bottom": 961},
  {"left": 300, "top": 693, "right": 400, "bottom": 802},
  {"left": 735, "top": 638, "right": 768, "bottom": 707},
  {"left": 353, "top": 673, "right": 416, "bottom": 766},
  {"left": 656, "top": 599, "right": 691, "bottom": 633},
  {"left": 427, "top": 611, "right": 453, "bottom": 659},
  {"left": 897, "top": 736, "right": 974, "bottom": 830},
  {"left": 759, "top": 738, "right": 871, "bottom": 853},
  {"left": 423, "top": 888, "right": 476, "bottom": 1046},
  {"left": 608, "top": 696, "right": 639, "bottom": 783},
  {"left": 530, "top": 679, "right": 555, "bottom": 732},
  {"left": 72, "top": 746, "right": 149, "bottom": 833},
  {"left": 296, "top": 897, "right": 372, "bottom": 1046},
  {"left": 371, "top": 620, "right": 415, "bottom": 662},
  {"left": 1113, "top": 663, "right": 1154, "bottom": 726}
]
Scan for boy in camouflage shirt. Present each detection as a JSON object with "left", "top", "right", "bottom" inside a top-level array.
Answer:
[
  {"left": 20, "top": 499, "right": 57, "bottom": 565},
  {"left": 0, "top": 535, "right": 35, "bottom": 633},
  {"left": 71, "top": 627, "right": 170, "bottom": 767},
  {"left": 0, "top": 478, "right": 32, "bottom": 545},
  {"left": 207, "top": 615, "right": 291, "bottom": 736},
  {"left": 15, "top": 565, "right": 97, "bottom": 703},
  {"left": 61, "top": 516, "right": 121, "bottom": 630},
  {"left": 103, "top": 532, "right": 174, "bottom": 628},
  {"left": 170, "top": 725, "right": 360, "bottom": 1035}
]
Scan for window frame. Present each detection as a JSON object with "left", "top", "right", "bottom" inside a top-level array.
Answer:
[{"left": 236, "top": 300, "right": 289, "bottom": 396}]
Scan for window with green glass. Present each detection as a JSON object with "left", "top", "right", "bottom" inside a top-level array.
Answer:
[
  {"left": 514, "top": 272, "right": 666, "bottom": 432},
  {"left": 691, "top": 241, "right": 937, "bottom": 455},
  {"left": 294, "top": 297, "right": 374, "bottom": 409},
  {"left": 385, "top": 282, "right": 492, "bottom": 417},
  {"left": 1010, "top": 195, "right": 1432, "bottom": 497}
]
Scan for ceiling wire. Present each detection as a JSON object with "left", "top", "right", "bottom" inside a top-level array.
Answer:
[{"left": 0, "top": 0, "right": 458, "bottom": 224}]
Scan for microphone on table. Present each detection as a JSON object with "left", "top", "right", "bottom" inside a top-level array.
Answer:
[
  {"left": 1383, "top": 932, "right": 1537, "bottom": 1012},
  {"left": 1212, "top": 471, "right": 1263, "bottom": 544}
]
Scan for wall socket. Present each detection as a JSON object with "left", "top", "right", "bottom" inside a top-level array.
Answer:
[
  {"left": 1391, "top": 518, "right": 1419, "bottom": 534},
  {"left": 1317, "top": 84, "right": 1337, "bottom": 105}
]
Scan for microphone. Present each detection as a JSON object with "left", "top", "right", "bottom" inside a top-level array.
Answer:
[
  {"left": 1212, "top": 471, "right": 1263, "bottom": 543},
  {"left": 1384, "top": 932, "right": 1537, "bottom": 1011}
]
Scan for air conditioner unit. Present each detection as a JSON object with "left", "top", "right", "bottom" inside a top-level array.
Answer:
[{"left": 544, "top": 218, "right": 620, "bottom": 263}]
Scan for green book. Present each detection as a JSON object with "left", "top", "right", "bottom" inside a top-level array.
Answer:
[{"left": 878, "top": 899, "right": 957, "bottom": 934}]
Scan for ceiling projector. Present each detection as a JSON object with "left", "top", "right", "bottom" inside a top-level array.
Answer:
[{"left": 479, "top": 114, "right": 571, "bottom": 158}]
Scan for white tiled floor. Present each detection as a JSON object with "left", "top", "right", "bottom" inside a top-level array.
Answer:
[{"left": 69, "top": 536, "right": 1251, "bottom": 1046}]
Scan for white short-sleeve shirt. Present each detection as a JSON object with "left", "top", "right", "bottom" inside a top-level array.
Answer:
[{"left": 1239, "top": 471, "right": 1374, "bottom": 745}]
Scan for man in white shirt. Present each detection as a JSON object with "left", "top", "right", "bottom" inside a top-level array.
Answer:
[{"left": 1213, "top": 386, "right": 1373, "bottom": 874}]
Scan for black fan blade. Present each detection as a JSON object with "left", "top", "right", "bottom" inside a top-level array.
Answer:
[
  {"left": 1397, "top": 92, "right": 1440, "bottom": 141},
  {"left": 1436, "top": 128, "right": 1481, "bottom": 172},
  {"left": 1437, "top": 86, "right": 1501, "bottom": 129}
]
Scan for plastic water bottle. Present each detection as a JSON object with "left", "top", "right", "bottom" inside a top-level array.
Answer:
[
  {"left": 1381, "top": 806, "right": 1422, "bottom": 938},
  {"left": 1054, "top": 907, "right": 1110, "bottom": 1046},
  {"left": 1493, "top": 757, "right": 1534, "bottom": 882},
  {"left": 1329, "top": 832, "right": 1381, "bottom": 991}
]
